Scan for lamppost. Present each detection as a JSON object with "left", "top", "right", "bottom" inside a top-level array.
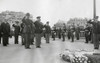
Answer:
[{"left": 93, "top": 0, "right": 96, "bottom": 19}]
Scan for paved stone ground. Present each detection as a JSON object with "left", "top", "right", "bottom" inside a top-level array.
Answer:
[{"left": 0, "top": 36, "right": 99, "bottom": 63}]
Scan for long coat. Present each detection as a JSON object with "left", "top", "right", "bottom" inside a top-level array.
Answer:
[{"left": 1, "top": 22, "right": 10, "bottom": 36}]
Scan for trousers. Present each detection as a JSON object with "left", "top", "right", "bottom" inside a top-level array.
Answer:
[{"left": 35, "top": 34, "right": 41, "bottom": 47}]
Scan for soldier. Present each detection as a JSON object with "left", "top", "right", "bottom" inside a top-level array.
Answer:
[
  {"left": 44, "top": 21, "right": 51, "bottom": 43},
  {"left": 67, "top": 26, "right": 71, "bottom": 40},
  {"left": 0, "top": 23, "right": 2, "bottom": 44},
  {"left": 58, "top": 28, "right": 62, "bottom": 39},
  {"left": 20, "top": 22, "right": 25, "bottom": 45},
  {"left": 1, "top": 19, "right": 10, "bottom": 46},
  {"left": 75, "top": 24, "right": 80, "bottom": 40},
  {"left": 70, "top": 23, "right": 75, "bottom": 42},
  {"left": 12, "top": 21, "right": 20, "bottom": 44},
  {"left": 84, "top": 23, "right": 91, "bottom": 43},
  {"left": 62, "top": 29, "right": 66, "bottom": 41},
  {"left": 22, "top": 13, "right": 35, "bottom": 49},
  {"left": 34, "top": 16, "right": 44, "bottom": 48},
  {"left": 88, "top": 16, "right": 100, "bottom": 49},
  {"left": 62, "top": 23, "right": 66, "bottom": 41}
]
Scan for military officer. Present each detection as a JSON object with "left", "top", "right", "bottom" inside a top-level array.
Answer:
[
  {"left": 12, "top": 21, "right": 20, "bottom": 44},
  {"left": 67, "top": 26, "right": 71, "bottom": 40},
  {"left": 44, "top": 21, "right": 51, "bottom": 43},
  {"left": 70, "top": 23, "right": 75, "bottom": 42},
  {"left": 62, "top": 29, "right": 66, "bottom": 41},
  {"left": 34, "top": 16, "right": 44, "bottom": 48},
  {"left": 22, "top": 13, "right": 35, "bottom": 49},
  {"left": 84, "top": 23, "right": 91, "bottom": 43},
  {"left": 75, "top": 24, "right": 80, "bottom": 40},
  {"left": 0, "top": 23, "right": 2, "bottom": 44},
  {"left": 58, "top": 28, "right": 62, "bottom": 39}
]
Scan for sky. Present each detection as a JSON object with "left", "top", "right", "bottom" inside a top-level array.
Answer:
[{"left": 0, "top": 0, "right": 100, "bottom": 26}]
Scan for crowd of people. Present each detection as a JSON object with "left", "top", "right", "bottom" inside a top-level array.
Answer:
[{"left": 0, "top": 13, "right": 100, "bottom": 50}]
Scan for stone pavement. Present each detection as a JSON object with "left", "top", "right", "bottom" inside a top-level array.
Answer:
[{"left": 0, "top": 36, "right": 99, "bottom": 63}]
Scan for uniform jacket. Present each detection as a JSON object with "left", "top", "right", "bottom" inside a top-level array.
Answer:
[
  {"left": 34, "top": 20, "right": 44, "bottom": 34},
  {"left": 22, "top": 18, "right": 35, "bottom": 34},
  {"left": 44, "top": 25, "right": 51, "bottom": 34},
  {"left": 13, "top": 24, "right": 20, "bottom": 35},
  {"left": 88, "top": 21, "right": 100, "bottom": 34}
]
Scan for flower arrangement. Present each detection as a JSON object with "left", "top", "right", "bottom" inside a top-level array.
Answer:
[{"left": 60, "top": 49, "right": 93, "bottom": 63}]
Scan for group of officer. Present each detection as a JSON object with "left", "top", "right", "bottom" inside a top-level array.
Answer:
[
  {"left": 0, "top": 13, "right": 51, "bottom": 49},
  {"left": 0, "top": 13, "right": 100, "bottom": 50}
]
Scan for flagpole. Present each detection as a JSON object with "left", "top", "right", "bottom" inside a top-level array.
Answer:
[{"left": 93, "top": 0, "right": 96, "bottom": 20}]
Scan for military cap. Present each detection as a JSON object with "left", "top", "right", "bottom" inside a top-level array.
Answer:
[
  {"left": 36, "top": 16, "right": 41, "bottom": 19},
  {"left": 95, "top": 16, "right": 99, "bottom": 19},
  {"left": 15, "top": 21, "right": 19, "bottom": 23},
  {"left": 26, "top": 13, "right": 30, "bottom": 16}
]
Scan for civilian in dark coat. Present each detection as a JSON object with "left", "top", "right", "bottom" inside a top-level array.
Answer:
[
  {"left": 1, "top": 20, "right": 10, "bottom": 46},
  {"left": 34, "top": 16, "right": 44, "bottom": 48},
  {"left": 12, "top": 21, "right": 20, "bottom": 44},
  {"left": 44, "top": 21, "right": 51, "bottom": 43}
]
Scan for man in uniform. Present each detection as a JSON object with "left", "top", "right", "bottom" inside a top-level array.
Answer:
[
  {"left": 44, "top": 21, "right": 51, "bottom": 43},
  {"left": 20, "top": 22, "right": 25, "bottom": 45},
  {"left": 75, "top": 24, "right": 80, "bottom": 40},
  {"left": 84, "top": 23, "right": 91, "bottom": 43},
  {"left": 70, "top": 23, "right": 75, "bottom": 42},
  {"left": 0, "top": 23, "right": 2, "bottom": 44},
  {"left": 34, "top": 16, "right": 44, "bottom": 48},
  {"left": 88, "top": 16, "right": 100, "bottom": 49},
  {"left": 67, "top": 26, "right": 71, "bottom": 40},
  {"left": 58, "top": 28, "right": 62, "bottom": 39},
  {"left": 62, "top": 23, "right": 66, "bottom": 41},
  {"left": 52, "top": 27, "right": 56, "bottom": 41},
  {"left": 22, "top": 13, "right": 35, "bottom": 49},
  {"left": 12, "top": 21, "right": 20, "bottom": 44},
  {"left": 1, "top": 19, "right": 10, "bottom": 46}
]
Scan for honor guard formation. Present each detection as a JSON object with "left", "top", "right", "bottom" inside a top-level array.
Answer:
[{"left": 0, "top": 13, "right": 100, "bottom": 50}]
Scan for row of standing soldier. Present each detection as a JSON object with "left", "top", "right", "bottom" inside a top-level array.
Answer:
[
  {"left": 51, "top": 23, "right": 80, "bottom": 42},
  {"left": 52, "top": 16, "right": 100, "bottom": 50},
  {"left": 0, "top": 13, "right": 99, "bottom": 49}
]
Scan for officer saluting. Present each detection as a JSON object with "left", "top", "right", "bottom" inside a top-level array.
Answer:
[
  {"left": 22, "top": 13, "right": 35, "bottom": 49},
  {"left": 12, "top": 21, "right": 20, "bottom": 44},
  {"left": 88, "top": 16, "right": 100, "bottom": 49}
]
